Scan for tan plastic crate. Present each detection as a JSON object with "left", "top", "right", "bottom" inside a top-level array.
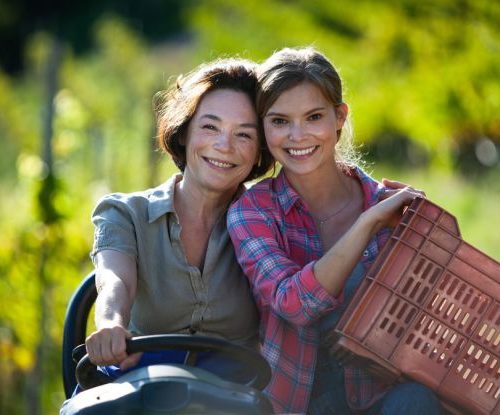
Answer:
[{"left": 333, "top": 197, "right": 500, "bottom": 414}]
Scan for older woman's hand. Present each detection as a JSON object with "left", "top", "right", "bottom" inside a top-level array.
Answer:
[{"left": 85, "top": 325, "right": 142, "bottom": 371}]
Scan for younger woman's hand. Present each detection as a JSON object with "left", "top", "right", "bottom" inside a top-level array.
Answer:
[
  {"left": 380, "top": 178, "right": 426, "bottom": 200},
  {"left": 366, "top": 185, "right": 425, "bottom": 232}
]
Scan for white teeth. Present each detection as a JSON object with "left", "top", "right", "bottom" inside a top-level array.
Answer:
[
  {"left": 287, "top": 146, "right": 316, "bottom": 156},
  {"left": 207, "top": 158, "right": 233, "bottom": 168}
]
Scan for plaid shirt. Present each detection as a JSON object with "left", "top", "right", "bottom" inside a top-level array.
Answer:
[{"left": 227, "top": 166, "right": 392, "bottom": 414}]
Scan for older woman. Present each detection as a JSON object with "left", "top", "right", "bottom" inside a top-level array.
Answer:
[{"left": 83, "top": 58, "right": 274, "bottom": 382}]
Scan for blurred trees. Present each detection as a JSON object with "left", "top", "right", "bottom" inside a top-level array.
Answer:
[
  {"left": 0, "top": 0, "right": 188, "bottom": 74},
  {"left": 189, "top": 0, "right": 500, "bottom": 171},
  {"left": 0, "top": 16, "right": 190, "bottom": 414},
  {"left": 0, "top": 1, "right": 499, "bottom": 413}
]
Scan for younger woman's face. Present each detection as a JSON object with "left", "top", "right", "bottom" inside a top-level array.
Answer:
[{"left": 263, "top": 81, "right": 347, "bottom": 179}]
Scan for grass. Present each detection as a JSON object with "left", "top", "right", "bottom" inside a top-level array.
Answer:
[{"left": 369, "top": 164, "right": 500, "bottom": 260}]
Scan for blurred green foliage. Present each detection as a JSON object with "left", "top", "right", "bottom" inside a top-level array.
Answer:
[
  {"left": 0, "top": 1, "right": 499, "bottom": 413},
  {"left": 189, "top": 0, "right": 500, "bottom": 168}
]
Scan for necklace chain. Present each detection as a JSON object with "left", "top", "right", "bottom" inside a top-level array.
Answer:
[{"left": 314, "top": 179, "right": 353, "bottom": 226}]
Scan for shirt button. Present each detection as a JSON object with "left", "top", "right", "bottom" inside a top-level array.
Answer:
[{"left": 363, "top": 250, "right": 369, "bottom": 257}]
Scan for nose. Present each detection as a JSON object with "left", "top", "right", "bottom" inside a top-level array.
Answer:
[
  {"left": 213, "top": 130, "right": 233, "bottom": 152},
  {"left": 288, "top": 122, "right": 306, "bottom": 142}
]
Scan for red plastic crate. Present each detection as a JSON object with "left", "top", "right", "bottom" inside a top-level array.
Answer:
[{"left": 333, "top": 197, "right": 500, "bottom": 414}]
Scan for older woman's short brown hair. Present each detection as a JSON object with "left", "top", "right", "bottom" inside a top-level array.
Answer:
[{"left": 155, "top": 58, "right": 274, "bottom": 181}]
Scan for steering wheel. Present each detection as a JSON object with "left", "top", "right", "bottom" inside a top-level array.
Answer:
[{"left": 75, "top": 334, "right": 271, "bottom": 391}]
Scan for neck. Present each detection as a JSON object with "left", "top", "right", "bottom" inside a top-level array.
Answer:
[
  {"left": 284, "top": 163, "right": 352, "bottom": 219},
  {"left": 174, "top": 176, "right": 235, "bottom": 228}
]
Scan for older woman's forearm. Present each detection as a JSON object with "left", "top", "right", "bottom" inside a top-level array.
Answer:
[{"left": 94, "top": 272, "right": 133, "bottom": 329}]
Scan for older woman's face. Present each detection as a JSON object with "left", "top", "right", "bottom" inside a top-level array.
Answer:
[{"left": 183, "top": 88, "right": 259, "bottom": 196}]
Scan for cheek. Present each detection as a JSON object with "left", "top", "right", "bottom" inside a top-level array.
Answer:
[
  {"left": 312, "top": 121, "right": 334, "bottom": 140},
  {"left": 237, "top": 140, "right": 260, "bottom": 167},
  {"left": 263, "top": 127, "right": 281, "bottom": 148},
  {"left": 247, "top": 142, "right": 260, "bottom": 166}
]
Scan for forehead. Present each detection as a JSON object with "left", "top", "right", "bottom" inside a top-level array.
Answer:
[
  {"left": 268, "top": 81, "right": 330, "bottom": 112},
  {"left": 195, "top": 88, "right": 257, "bottom": 121}
]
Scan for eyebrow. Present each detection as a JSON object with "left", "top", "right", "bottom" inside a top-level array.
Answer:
[
  {"left": 200, "top": 114, "right": 258, "bottom": 129},
  {"left": 266, "top": 107, "right": 326, "bottom": 117}
]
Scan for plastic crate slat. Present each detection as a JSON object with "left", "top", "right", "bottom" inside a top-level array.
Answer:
[
  {"left": 456, "top": 243, "right": 500, "bottom": 284},
  {"left": 391, "top": 311, "right": 466, "bottom": 388},
  {"left": 374, "top": 242, "right": 419, "bottom": 290},
  {"left": 448, "top": 257, "right": 500, "bottom": 298},
  {"left": 440, "top": 339, "right": 500, "bottom": 414}
]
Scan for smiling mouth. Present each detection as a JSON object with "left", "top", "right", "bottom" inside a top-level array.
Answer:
[
  {"left": 286, "top": 146, "right": 318, "bottom": 156},
  {"left": 204, "top": 157, "right": 236, "bottom": 169}
]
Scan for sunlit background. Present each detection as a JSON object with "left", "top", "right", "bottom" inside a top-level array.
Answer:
[{"left": 0, "top": 0, "right": 499, "bottom": 413}]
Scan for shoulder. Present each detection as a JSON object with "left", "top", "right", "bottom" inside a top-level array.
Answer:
[
  {"left": 227, "top": 177, "right": 279, "bottom": 231},
  {"left": 93, "top": 189, "right": 150, "bottom": 215},
  {"left": 92, "top": 174, "right": 177, "bottom": 222},
  {"left": 230, "top": 177, "right": 276, "bottom": 214},
  {"left": 350, "top": 165, "right": 384, "bottom": 207},
  {"left": 351, "top": 165, "right": 379, "bottom": 188}
]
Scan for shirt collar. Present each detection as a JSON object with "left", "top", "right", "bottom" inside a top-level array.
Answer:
[
  {"left": 147, "top": 173, "right": 181, "bottom": 223},
  {"left": 273, "top": 169, "right": 304, "bottom": 215},
  {"left": 273, "top": 164, "right": 384, "bottom": 214},
  {"left": 341, "top": 164, "right": 385, "bottom": 210},
  {"left": 356, "top": 165, "right": 385, "bottom": 210},
  {"left": 148, "top": 173, "right": 248, "bottom": 223}
]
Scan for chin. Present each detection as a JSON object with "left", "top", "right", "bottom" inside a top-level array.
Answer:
[{"left": 204, "top": 179, "right": 239, "bottom": 194}]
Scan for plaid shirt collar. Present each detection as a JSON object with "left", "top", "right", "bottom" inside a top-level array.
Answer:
[{"left": 273, "top": 164, "right": 384, "bottom": 216}]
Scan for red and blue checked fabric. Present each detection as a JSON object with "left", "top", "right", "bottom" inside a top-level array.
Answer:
[{"left": 228, "top": 165, "right": 392, "bottom": 414}]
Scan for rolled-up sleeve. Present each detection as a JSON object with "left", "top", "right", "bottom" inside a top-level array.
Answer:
[
  {"left": 228, "top": 196, "right": 342, "bottom": 327},
  {"left": 90, "top": 194, "right": 138, "bottom": 263}
]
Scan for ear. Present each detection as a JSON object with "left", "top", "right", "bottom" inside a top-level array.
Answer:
[{"left": 335, "top": 103, "right": 349, "bottom": 130}]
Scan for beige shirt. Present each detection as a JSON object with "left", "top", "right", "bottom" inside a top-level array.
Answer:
[{"left": 90, "top": 174, "right": 259, "bottom": 347}]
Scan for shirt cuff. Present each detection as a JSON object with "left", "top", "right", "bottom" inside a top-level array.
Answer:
[{"left": 299, "top": 261, "right": 345, "bottom": 313}]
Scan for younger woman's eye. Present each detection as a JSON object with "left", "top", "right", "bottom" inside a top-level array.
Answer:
[
  {"left": 271, "top": 118, "right": 287, "bottom": 126},
  {"left": 308, "top": 113, "right": 322, "bottom": 121}
]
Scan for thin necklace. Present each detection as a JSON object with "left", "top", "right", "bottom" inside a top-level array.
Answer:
[{"left": 313, "top": 179, "right": 353, "bottom": 227}]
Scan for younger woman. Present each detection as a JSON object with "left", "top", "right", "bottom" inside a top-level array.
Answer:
[{"left": 228, "top": 47, "right": 441, "bottom": 414}]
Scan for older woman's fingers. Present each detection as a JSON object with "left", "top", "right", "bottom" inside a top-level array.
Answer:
[
  {"left": 110, "top": 327, "right": 128, "bottom": 362},
  {"left": 120, "top": 352, "right": 143, "bottom": 371},
  {"left": 84, "top": 326, "right": 131, "bottom": 366},
  {"left": 85, "top": 334, "right": 102, "bottom": 364}
]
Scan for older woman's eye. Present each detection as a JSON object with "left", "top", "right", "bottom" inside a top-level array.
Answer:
[
  {"left": 202, "top": 123, "right": 217, "bottom": 130},
  {"left": 308, "top": 113, "right": 322, "bottom": 121},
  {"left": 237, "top": 132, "right": 253, "bottom": 139}
]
